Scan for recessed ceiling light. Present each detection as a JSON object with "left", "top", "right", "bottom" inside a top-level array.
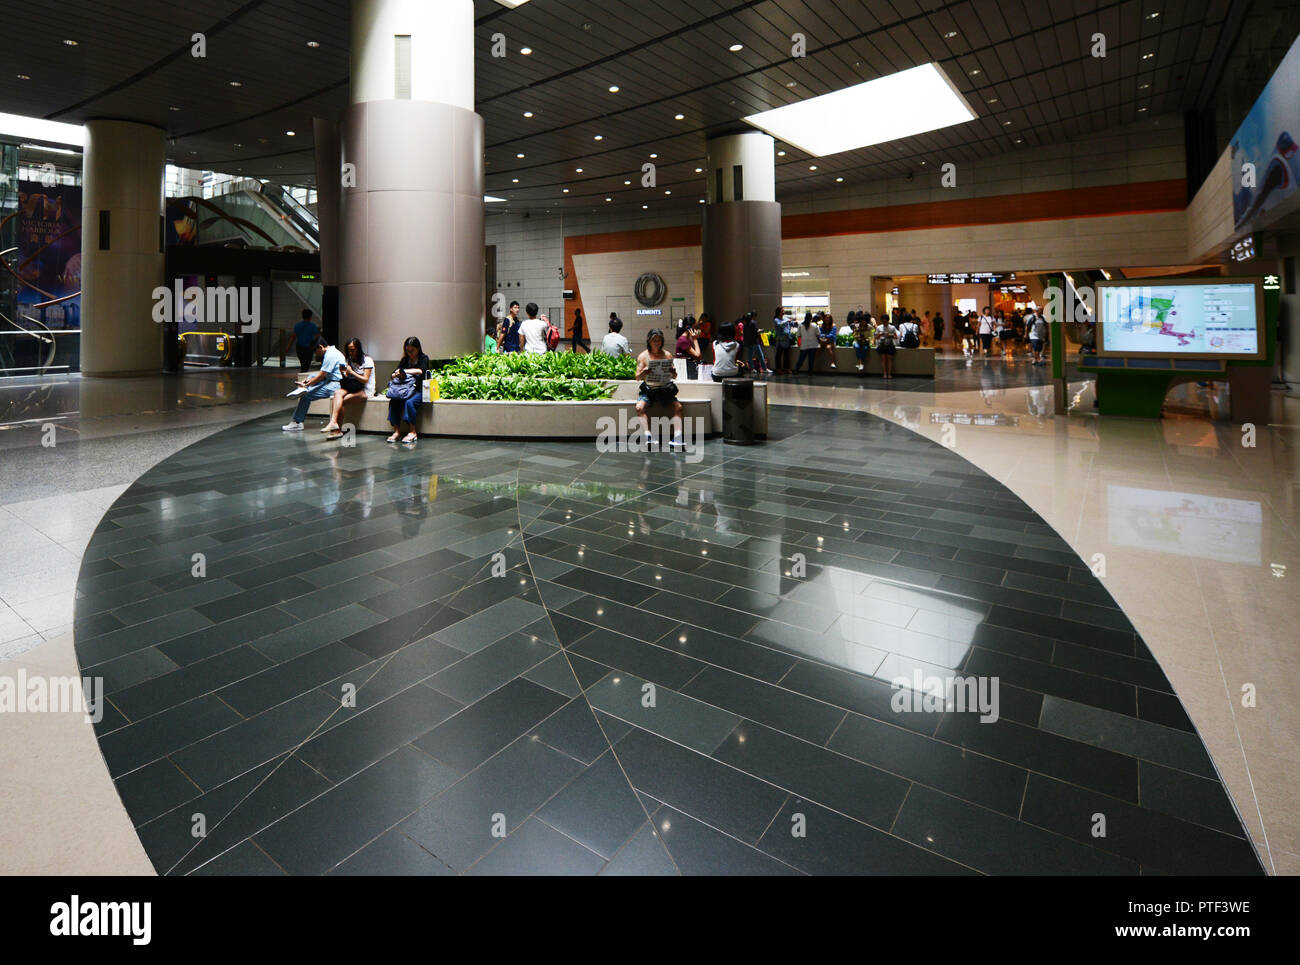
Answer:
[
  {"left": 777, "top": 150, "right": 786, "bottom": 156},
  {"left": 562, "top": 188, "right": 569, "bottom": 193},
  {"left": 744, "top": 63, "right": 977, "bottom": 157},
  {"left": 1147, "top": 11, "right": 1160, "bottom": 18},
  {"left": 234, "top": 142, "right": 242, "bottom": 147},
  {"left": 1015, "top": 138, "right": 1023, "bottom": 144},
  {"left": 62, "top": 39, "right": 78, "bottom": 46},
  {"left": 786, "top": 81, "right": 798, "bottom": 88},
  {"left": 511, "top": 178, "right": 519, "bottom": 182},
  {"left": 594, "top": 135, "right": 603, "bottom": 140},
  {"left": 624, "top": 180, "right": 631, "bottom": 185},
  {"left": 641, "top": 204, "right": 648, "bottom": 209},
  {"left": 694, "top": 167, "right": 703, "bottom": 173},
  {"left": 169, "top": 105, "right": 180, "bottom": 110},
  {"left": 729, "top": 43, "right": 744, "bottom": 52},
  {"left": 988, "top": 97, "right": 998, "bottom": 103},
  {"left": 520, "top": 47, "right": 532, "bottom": 55},
  {"left": 944, "top": 31, "right": 958, "bottom": 38},
  {"left": 575, "top": 167, "right": 583, "bottom": 172},
  {"left": 1138, "top": 106, "right": 1148, "bottom": 112},
  {"left": 1003, "top": 120, "right": 1011, "bottom": 126},
  {"left": 698, "top": 198, "right": 705, "bottom": 203},
  {"left": 16, "top": 74, "right": 30, "bottom": 80},
  {"left": 229, "top": 81, "right": 242, "bottom": 87},
  {"left": 608, "top": 85, "right": 619, "bottom": 93},
  {"left": 836, "top": 177, "right": 844, "bottom": 182},
  {"left": 1139, "top": 83, "right": 1150, "bottom": 89},
  {"left": 664, "top": 189, "right": 671, "bottom": 194},
  {"left": 1142, "top": 52, "right": 1154, "bottom": 60},
  {"left": 969, "top": 69, "right": 980, "bottom": 75},
  {"left": 285, "top": 130, "right": 296, "bottom": 136},
  {"left": 306, "top": 41, "right": 320, "bottom": 48},
  {"left": 516, "top": 152, "right": 525, "bottom": 158},
  {"left": 674, "top": 113, "right": 685, "bottom": 120},
  {"left": 649, "top": 153, "right": 657, "bottom": 158},
  {"left": 809, "top": 165, "right": 817, "bottom": 170},
  {"left": 605, "top": 197, "right": 612, "bottom": 201}
]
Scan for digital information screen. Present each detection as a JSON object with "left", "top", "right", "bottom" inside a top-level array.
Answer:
[{"left": 1097, "top": 280, "right": 1264, "bottom": 359}]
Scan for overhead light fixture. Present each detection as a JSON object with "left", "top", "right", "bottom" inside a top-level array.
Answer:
[
  {"left": 605, "top": 197, "right": 612, "bottom": 201},
  {"left": 1139, "top": 83, "right": 1150, "bottom": 89},
  {"left": 562, "top": 188, "right": 569, "bottom": 193},
  {"left": 594, "top": 134, "right": 603, "bottom": 140},
  {"left": 944, "top": 31, "right": 958, "bottom": 38},
  {"left": 1142, "top": 52, "right": 1154, "bottom": 59},
  {"left": 969, "top": 68, "right": 980, "bottom": 75},
  {"left": 694, "top": 167, "right": 702, "bottom": 173},
  {"left": 624, "top": 180, "right": 631, "bottom": 185},
  {"left": 836, "top": 176, "right": 844, "bottom": 182},
  {"left": 1147, "top": 11, "right": 1160, "bottom": 18},
  {"left": 16, "top": 74, "right": 30, "bottom": 80},
  {"left": 809, "top": 165, "right": 817, "bottom": 170},
  {"left": 495, "top": 0, "right": 534, "bottom": 7},
  {"left": 516, "top": 152, "right": 525, "bottom": 158},
  {"left": 484, "top": 195, "right": 507, "bottom": 202},
  {"left": 743, "top": 62, "right": 976, "bottom": 157},
  {"left": 786, "top": 81, "right": 798, "bottom": 88},
  {"left": 575, "top": 167, "right": 583, "bottom": 172},
  {"left": 285, "top": 130, "right": 296, "bottom": 136},
  {"left": 62, "top": 39, "right": 78, "bottom": 46},
  {"left": 307, "top": 41, "right": 321, "bottom": 48},
  {"left": 988, "top": 97, "right": 998, "bottom": 103},
  {"left": 0, "top": 111, "right": 85, "bottom": 147},
  {"left": 729, "top": 43, "right": 744, "bottom": 52},
  {"left": 777, "top": 150, "right": 785, "bottom": 156},
  {"left": 511, "top": 178, "right": 519, "bottom": 182},
  {"left": 520, "top": 47, "right": 532, "bottom": 55},
  {"left": 649, "top": 153, "right": 657, "bottom": 158},
  {"left": 1138, "top": 106, "right": 1148, "bottom": 112},
  {"left": 674, "top": 113, "right": 685, "bottom": 120},
  {"left": 608, "top": 85, "right": 619, "bottom": 92},
  {"left": 698, "top": 198, "right": 705, "bottom": 203}
]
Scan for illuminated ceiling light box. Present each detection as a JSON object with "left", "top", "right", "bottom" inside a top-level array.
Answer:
[{"left": 744, "top": 63, "right": 975, "bottom": 156}]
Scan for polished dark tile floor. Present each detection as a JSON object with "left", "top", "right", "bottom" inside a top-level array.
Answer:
[{"left": 74, "top": 405, "right": 1264, "bottom": 875}]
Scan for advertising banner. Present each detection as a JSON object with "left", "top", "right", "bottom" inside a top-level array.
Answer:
[
  {"left": 16, "top": 179, "right": 81, "bottom": 327},
  {"left": 1230, "top": 34, "right": 1300, "bottom": 231}
]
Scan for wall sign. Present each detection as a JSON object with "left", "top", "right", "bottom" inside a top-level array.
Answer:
[
  {"left": 634, "top": 272, "right": 667, "bottom": 307},
  {"left": 635, "top": 308, "right": 663, "bottom": 316}
]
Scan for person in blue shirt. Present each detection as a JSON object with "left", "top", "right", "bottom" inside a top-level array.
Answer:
[
  {"left": 500, "top": 301, "right": 524, "bottom": 353},
  {"left": 283, "top": 337, "right": 345, "bottom": 431},
  {"left": 288, "top": 309, "right": 320, "bottom": 372}
]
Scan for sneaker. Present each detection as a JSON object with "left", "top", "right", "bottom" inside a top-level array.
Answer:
[
  {"left": 830, "top": 362, "right": 837, "bottom": 369},
  {"left": 282, "top": 422, "right": 304, "bottom": 432},
  {"left": 856, "top": 363, "right": 864, "bottom": 371}
]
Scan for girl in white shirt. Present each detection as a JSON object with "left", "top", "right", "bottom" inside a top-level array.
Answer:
[{"left": 325, "top": 338, "right": 375, "bottom": 437}]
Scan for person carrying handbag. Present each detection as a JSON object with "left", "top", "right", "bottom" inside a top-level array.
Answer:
[{"left": 386, "top": 336, "right": 430, "bottom": 444}]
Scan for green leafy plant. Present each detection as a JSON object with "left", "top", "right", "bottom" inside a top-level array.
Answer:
[
  {"left": 835, "top": 332, "right": 854, "bottom": 346},
  {"left": 436, "top": 375, "right": 617, "bottom": 401},
  {"left": 438, "top": 352, "right": 636, "bottom": 381}
]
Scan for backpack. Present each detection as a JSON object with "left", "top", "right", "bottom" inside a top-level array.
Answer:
[
  {"left": 545, "top": 320, "right": 560, "bottom": 351},
  {"left": 900, "top": 322, "right": 920, "bottom": 348}
]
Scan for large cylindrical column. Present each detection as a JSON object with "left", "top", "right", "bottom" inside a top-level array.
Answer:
[
  {"left": 80, "top": 120, "right": 165, "bottom": 376},
  {"left": 702, "top": 132, "right": 782, "bottom": 327},
  {"left": 340, "top": 0, "right": 483, "bottom": 363}
]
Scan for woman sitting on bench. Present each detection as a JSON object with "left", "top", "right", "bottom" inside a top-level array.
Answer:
[{"left": 323, "top": 338, "right": 374, "bottom": 438}]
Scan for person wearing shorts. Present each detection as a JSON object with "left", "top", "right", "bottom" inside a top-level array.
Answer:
[{"left": 636, "top": 329, "right": 685, "bottom": 449}]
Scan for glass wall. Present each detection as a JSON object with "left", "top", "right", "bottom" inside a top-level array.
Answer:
[{"left": 0, "top": 141, "right": 83, "bottom": 377}]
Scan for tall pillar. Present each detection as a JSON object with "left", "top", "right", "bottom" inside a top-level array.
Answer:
[
  {"left": 80, "top": 120, "right": 165, "bottom": 376},
  {"left": 340, "top": 0, "right": 484, "bottom": 363},
  {"left": 701, "top": 132, "right": 782, "bottom": 327}
]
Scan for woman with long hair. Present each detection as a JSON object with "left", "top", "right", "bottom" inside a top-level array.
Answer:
[
  {"left": 323, "top": 338, "right": 375, "bottom": 438},
  {"left": 386, "top": 336, "right": 430, "bottom": 444}
]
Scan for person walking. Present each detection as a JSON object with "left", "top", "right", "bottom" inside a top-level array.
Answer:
[{"left": 569, "top": 308, "right": 589, "bottom": 353}]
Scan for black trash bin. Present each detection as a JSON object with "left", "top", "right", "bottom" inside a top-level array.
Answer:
[
  {"left": 236, "top": 332, "right": 254, "bottom": 367},
  {"left": 162, "top": 322, "right": 180, "bottom": 372},
  {"left": 722, "top": 377, "right": 756, "bottom": 445}
]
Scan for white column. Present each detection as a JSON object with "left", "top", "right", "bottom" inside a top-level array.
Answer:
[{"left": 80, "top": 120, "right": 165, "bottom": 377}]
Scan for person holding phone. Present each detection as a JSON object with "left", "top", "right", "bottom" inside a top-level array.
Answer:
[{"left": 385, "top": 336, "right": 430, "bottom": 444}]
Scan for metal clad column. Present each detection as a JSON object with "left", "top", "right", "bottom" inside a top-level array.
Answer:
[
  {"left": 340, "top": 0, "right": 484, "bottom": 364},
  {"left": 80, "top": 120, "right": 165, "bottom": 376},
  {"left": 702, "top": 132, "right": 782, "bottom": 327}
]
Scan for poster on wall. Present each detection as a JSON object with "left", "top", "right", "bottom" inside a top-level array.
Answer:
[
  {"left": 1230, "top": 33, "right": 1300, "bottom": 231},
  {"left": 16, "top": 179, "right": 81, "bottom": 328}
]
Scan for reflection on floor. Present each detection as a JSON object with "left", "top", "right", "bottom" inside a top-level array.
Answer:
[{"left": 75, "top": 406, "right": 1264, "bottom": 875}]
